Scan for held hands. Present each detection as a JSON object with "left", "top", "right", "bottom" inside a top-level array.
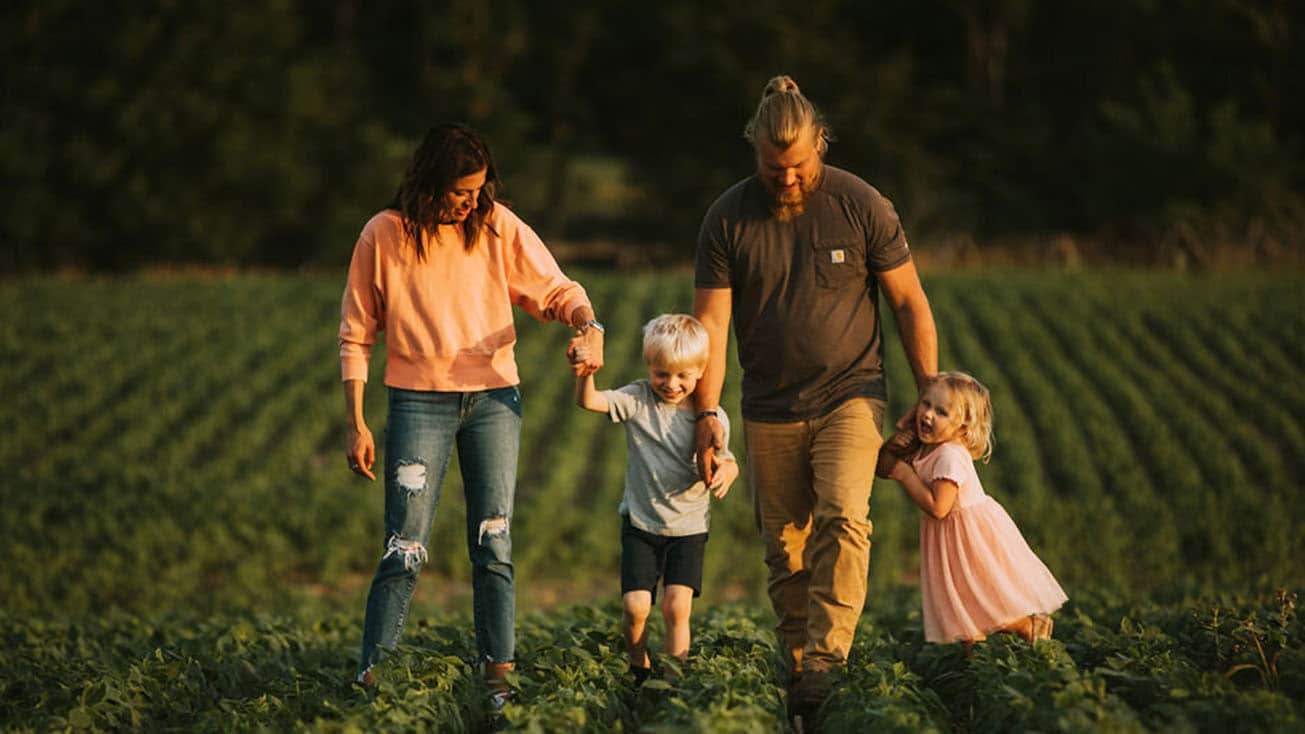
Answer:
[
  {"left": 567, "top": 327, "right": 604, "bottom": 376},
  {"left": 884, "top": 427, "right": 921, "bottom": 456},
  {"left": 346, "top": 422, "right": 377, "bottom": 481},
  {"left": 568, "top": 342, "right": 591, "bottom": 375},
  {"left": 695, "top": 416, "right": 726, "bottom": 485},
  {"left": 876, "top": 427, "right": 920, "bottom": 480}
]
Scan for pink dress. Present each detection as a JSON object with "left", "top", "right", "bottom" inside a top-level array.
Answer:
[{"left": 912, "top": 442, "right": 1067, "bottom": 643}]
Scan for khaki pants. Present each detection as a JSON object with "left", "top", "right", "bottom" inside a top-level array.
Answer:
[{"left": 744, "top": 397, "right": 884, "bottom": 673}]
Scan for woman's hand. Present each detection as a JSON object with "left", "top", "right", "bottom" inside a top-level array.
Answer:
[
  {"left": 567, "top": 327, "right": 604, "bottom": 376},
  {"left": 568, "top": 341, "right": 594, "bottom": 376},
  {"left": 347, "top": 422, "right": 377, "bottom": 480}
]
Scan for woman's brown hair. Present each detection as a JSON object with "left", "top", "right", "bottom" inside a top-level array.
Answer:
[{"left": 389, "top": 123, "right": 500, "bottom": 258}]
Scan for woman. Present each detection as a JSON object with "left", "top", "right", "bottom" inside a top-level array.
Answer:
[{"left": 339, "top": 123, "right": 604, "bottom": 709}]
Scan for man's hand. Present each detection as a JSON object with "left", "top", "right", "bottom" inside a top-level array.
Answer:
[
  {"left": 875, "top": 446, "right": 900, "bottom": 479},
  {"left": 883, "top": 427, "right": 920, "bottom": 456},
  {"left": 695, "top": 415, "right": 725, "bottom": 484},
  {"left": 876, "top": 427, "right": 919, "bottom": 479},
  {"left": 709, "top": 459, "right": 740, "bottom": 499}
]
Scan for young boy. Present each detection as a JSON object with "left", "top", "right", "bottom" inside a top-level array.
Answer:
[{"left": 571, "top": 314, "right": 739, "bottom": 683}]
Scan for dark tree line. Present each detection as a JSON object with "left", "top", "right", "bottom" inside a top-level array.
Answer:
[{"left": 3, "top": 0, "right": 1302, "bottom": 271}]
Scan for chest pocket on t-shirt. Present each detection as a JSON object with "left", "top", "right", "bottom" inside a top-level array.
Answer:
[{"left": 811, "top": 240, "right": 865, "bottom": 288}]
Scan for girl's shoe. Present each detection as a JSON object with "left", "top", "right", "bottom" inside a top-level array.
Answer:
[{"left": 1028, "top": 614, "right": 1053, "bottom": 641}]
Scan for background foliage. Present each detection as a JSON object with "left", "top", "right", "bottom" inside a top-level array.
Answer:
[
  {"left": 4, "top": 0, "right": 1304, "bottom": 271},
  {"left": 0, "top": 270, "right": 1301, "bottom": 732}
]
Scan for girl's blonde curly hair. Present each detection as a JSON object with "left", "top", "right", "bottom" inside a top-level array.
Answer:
[{"left": 930, "top": 371, "right": 994, "bottom": 462}]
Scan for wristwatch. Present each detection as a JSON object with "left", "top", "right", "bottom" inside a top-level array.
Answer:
[
  {"left": 695, "top": 408, "right": 720, "bottom": 422},
  {"left": 581, "top": 319, "right": 605, "bottom": 334}
]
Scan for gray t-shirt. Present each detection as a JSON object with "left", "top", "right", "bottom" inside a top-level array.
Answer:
[
  {"left": 695, "top": 165, "right": 912, "bottom": 422},
  {"left": 603, "top": 379, "right": 735, "bottom": 536}
]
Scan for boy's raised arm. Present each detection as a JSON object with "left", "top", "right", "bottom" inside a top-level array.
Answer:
[{"left": 575, "top": 372, "right": 610, "bottom": 414}]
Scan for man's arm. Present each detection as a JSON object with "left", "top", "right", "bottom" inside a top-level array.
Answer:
[
  {"left": 878, "top": 259, "right": 938, "bottom": 424},
  {"left": 693, "top": 287, "right": 732, "bottom": 483}
]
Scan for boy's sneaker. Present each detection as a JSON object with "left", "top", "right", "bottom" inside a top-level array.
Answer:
[
  {"left": 652, "top": 652, "right": 686, "bottom": 683},
  {"left": 630, "top": 664, "right": 652, "bottom": 685}
]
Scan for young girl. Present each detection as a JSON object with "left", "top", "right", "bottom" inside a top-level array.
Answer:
[{"left": 878, "top": 371, "right": 1067, "bottom": 648}]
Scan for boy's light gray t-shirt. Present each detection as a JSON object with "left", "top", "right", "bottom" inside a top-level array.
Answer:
[{"left": 603, "top": 379, "right": 734, "bottom": 536}]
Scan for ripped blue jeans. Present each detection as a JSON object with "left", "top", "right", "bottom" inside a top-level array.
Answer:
[{"left": 357, "top": 386, "right": 521, "bottom": 679}]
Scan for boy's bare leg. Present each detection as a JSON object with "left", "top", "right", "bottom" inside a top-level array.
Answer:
[
  {"left": 622, "top": 590, "right": 653, "bottom": 668},
  {"left": 662, "top": 584, "right": 694, "bottom": 660}
]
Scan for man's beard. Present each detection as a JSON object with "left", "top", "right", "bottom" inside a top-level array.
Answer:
[{"left": 766, "top": 176, "right": 820, "bottom": 222}]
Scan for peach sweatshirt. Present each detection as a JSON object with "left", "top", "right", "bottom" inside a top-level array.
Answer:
[{"left": 339, "top": 205, "right": 590, "bottom": 391}]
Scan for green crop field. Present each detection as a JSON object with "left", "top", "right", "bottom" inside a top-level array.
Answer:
[{"left": 1, "top": 270, "right": 1303, "bottom": 732}]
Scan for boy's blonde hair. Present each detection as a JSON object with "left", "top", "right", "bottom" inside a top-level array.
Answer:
[
  {"left": 931, "top": 371, "right": 995, "bottom": 462},
  {"left": 642, "top": 314, "right": 709, "bottom": 370}
]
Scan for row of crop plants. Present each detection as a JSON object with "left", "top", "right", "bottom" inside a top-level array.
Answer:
[
  {"left": 4, "top": 586, "right": 1299, "bottom": 731},
  {"left": 3, "top": 273, "right": 1302, "bottom": 620}
]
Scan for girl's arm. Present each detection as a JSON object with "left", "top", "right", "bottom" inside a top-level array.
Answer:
[
  {"left": 575, "top": 372, "right": 609, "bottom": 413},
  {"left": 889, "top": 461, "right": 958, "bottom": 519}
]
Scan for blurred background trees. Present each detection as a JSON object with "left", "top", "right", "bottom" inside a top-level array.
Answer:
[{"left": 3, "top": 0, "right": 1302, "bottom": 271}]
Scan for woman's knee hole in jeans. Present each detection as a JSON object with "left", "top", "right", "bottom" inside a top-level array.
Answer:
[
  {"left": 394, "top": 459, "right": 428, "bottom": 499},
  {"left": 476, "top": 516, "right": 510, "bottom": 546},
  {"left": 383, "top": 534, "right": 428, "bottom": 573}
]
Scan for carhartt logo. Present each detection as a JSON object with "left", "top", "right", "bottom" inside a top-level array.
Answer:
[{"left": 830, "top": 249, "right": 845, "bottom": 263}]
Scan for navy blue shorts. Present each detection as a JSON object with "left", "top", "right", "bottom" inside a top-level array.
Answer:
[{"left": 619, "top": 515, "right": 708, "bottom": 602}]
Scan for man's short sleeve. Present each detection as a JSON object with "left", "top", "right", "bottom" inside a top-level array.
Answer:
[
  {"left": 602, "top": 382, "right": 649, "bottom": 423},
  {"left": 865, "top": 188, "right": 911, "bottom": 272},
  {"left": 695, "top": 194, "right": 733, "bottom": 289}
]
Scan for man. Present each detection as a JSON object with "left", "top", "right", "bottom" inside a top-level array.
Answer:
[{"left": 693, "top": 75, "right": 937, "bottom": 719}]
